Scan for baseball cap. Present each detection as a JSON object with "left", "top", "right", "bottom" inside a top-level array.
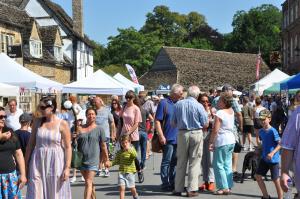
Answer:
[
  {"left": 222, "top": 84, "right": 234, "bottom": 92},
  {"left": 19, "top": 113, "right": 32, "bottom": 123},
  {"left": 259, "top": 109, "right": 271, "bottom": 120},
  {"left": 216, "top": 86, "right": 223, "bottom": 91}
]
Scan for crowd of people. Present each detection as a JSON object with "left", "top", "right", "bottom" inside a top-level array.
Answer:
[{"left": 0, "top": 85, "right": 300, "bottom": 199}]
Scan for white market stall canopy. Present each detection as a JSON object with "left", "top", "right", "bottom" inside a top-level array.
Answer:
[
  {"left": 0, "top": 53, "right": 62, "bottom": 92},
  {"left": 113, "top": 73, "right": 144, "bottom": 92},
  {"left": 63, "top": 69, "right": 134, "bottom": 95},
  {"left": 0, "top": 82, "right": 19, "bottom": 97},
  {"left": 250, "top": 69, "right": 290, "bottom": 95}
]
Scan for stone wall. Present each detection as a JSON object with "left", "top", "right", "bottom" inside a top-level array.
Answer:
[{"left": 24, "top": 62, "right": 71, "bottom": 84}]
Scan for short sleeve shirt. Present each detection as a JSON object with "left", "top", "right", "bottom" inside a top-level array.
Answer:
[
  {"left": 121, "top": 105, "right": 142, "bottom": 141},
  {"left": 0, "top": 133, "right": 21, "bottom": 174},
  {"left": 155, "top": 98, "right": 178, "bottom": 144},
  {"left": 77, "top": 126, "right": 106, "bottom": 167},
  {"left": 259, "top": 127, "right": 281, "bottom": 163},
  {"left": 96, "top": 106, "right": 114, "bottom": 138},
  {"left": 5, "top": 109, "right": 23, "bottom": 131}
]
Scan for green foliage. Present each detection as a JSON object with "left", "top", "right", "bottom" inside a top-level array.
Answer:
[
  {"left": 101, "top": 64, "right": 131, "bottom": 79},
  {"left": 93, "top": 4, "right": 282, "bottom": 75},
  {"left": 225, "top": 4, "right": 282, "bottom": 66},
  {"left": 105, "top": 27, "right": 163, "bottom": 75}
]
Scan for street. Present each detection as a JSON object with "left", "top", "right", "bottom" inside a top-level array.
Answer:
[{"left": 69, "top": 150, "right": 279, "bottom": 199}]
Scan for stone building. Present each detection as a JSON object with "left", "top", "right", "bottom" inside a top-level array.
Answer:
[
  {"left": 139, "top": 46, "right": 270, "bottom": 91},
  {"left": 282, "top": 0, "right": 300, "bottom": 74},
  {"left": 0, "top": 0, "right": 94, "bottom": 84}
]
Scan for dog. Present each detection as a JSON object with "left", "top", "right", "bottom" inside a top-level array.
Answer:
[{"left": 240, "top": 146, "right": 268, "bottom": 183}]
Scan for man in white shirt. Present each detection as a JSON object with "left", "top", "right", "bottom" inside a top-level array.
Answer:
[{"left": 5, "top": 99, "right": 23, "bottom": 131}]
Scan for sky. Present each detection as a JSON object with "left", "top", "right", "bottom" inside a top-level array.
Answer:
[{"left": 52, "top": 0, "right": 283, "bottom": 45}]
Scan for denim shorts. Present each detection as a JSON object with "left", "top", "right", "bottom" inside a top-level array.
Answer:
[
  {"left": 256, "top": 159, "right": 279, "bottom": 180},
  {"left": 118, "top": 173, "right": 135, "bottom": 188},
  {"left": 80, "top": 164, "right": 98, "bottom": 171}
]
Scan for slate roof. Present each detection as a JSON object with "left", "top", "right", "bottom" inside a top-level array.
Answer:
[
  {"left": 39, "top": 25, "right": 61, "bottom": 46},
  {"left": 39, "top": 0, "right": 94, "bottom": 48},
  {"left": 0, "top": 1, "right": 30, "bottom": 27},
  {"left": 139, "top": 46, "right": 271, "bottom": 91},
  {"left": 1, "top": 0, "right": 23, "bottom": 8}
]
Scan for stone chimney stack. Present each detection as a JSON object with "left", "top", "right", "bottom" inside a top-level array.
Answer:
[{"left": 72, "top": 0, "right": 84, "bottom": 37}]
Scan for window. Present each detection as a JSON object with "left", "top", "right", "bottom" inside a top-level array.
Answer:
[
  {"left": 54, "top": 46, "right": 63, "bottom": 61},
  {"left": 29, "top": 40, "right": 42, "bottom": 58},
  {"left": 0, "top": 34, "right": 14, "bottom": 53}
]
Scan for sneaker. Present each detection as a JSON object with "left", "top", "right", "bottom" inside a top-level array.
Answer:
[
  {"left": 70, "top": 176, "right": 77, "bottom": 183},
  {"left": 138, "top": 171, "right": 144, "bottom": 183},
  {"left": 207, "top": 182, "right": 215, "bottom": 192},
  {"left": 98, "top": 169, "right": 105, "bottom": 177},
  {"left": 81, "top": 176, "right": 85, "bottom": 182},
  {"left": 104, "top": 169, "right": 110, "bottom": 177},
  {"left": 133, "top": 195, "right": 139, "bottom": 199}
]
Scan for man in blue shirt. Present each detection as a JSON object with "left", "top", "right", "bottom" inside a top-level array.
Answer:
[
  {"left": 155, "top": 84, "right": 184, "bottom": 191},
  {"left": 173, "top": 86, "right": 209, "bottom": 197}
]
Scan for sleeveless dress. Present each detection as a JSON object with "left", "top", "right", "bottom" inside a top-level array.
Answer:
[{"left": 26, "top": 119, "right": 71, "bottom": 199}]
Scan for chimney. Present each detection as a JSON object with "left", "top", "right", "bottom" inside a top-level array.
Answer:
[{"left": 72, "top": 0, "right": 84, "bottom": 37}]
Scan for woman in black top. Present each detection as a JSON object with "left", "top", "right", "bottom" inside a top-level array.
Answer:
[
  {"left": 111, "top": 99, "right": 122, "bottom": 131},
  {"left": 0, "top": 107, "right": 26, "bottom": 198}
]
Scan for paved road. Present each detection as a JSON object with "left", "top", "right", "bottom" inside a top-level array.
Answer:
[{"left": 68, "top": 150, "right": 280, "bottom": 199}]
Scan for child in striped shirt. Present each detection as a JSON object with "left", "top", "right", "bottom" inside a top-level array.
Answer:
[{"left": 108, "top": 135, "right": 139, "bottom": 199}]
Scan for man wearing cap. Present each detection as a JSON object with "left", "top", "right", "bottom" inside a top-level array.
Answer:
[
  {"left": 173, "top": 86, "right": 208, "bottom": 197},
  {"left": 211, "top": 87, "right": 222, "bottom": 108},
  {"left": 15, "top": 113, "right": 32, "bottom": 157},
  {"left": 5, "top": 99, "right": 23, "bottom": 131}
]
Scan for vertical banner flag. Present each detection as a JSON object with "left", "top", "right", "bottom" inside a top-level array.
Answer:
[
  {"left": 256, "top": 52, "right": 261, "bottom": 80},
  {"left": 125, "top": 64, "right": 139, "bottom": 84}
]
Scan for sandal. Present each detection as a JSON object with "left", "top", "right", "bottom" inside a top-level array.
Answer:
[
  {"left": 214, "top": 189, "right": 231, "bottom": 195},
  {"left": 213, "top": 190, "right": 225, "bottom": 195}
]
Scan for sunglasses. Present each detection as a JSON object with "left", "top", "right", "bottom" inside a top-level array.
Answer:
[
  {"left": 0, "top": 115, "right": 7, "bottom": 120},
  {"left": 125, "top": 96, "right": 133, "bottom": 100},
  {"left": 39, "top": 105, "right": 52, "bottom": 110}
]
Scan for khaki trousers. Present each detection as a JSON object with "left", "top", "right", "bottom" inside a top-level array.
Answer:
[{"left": 175, "top": 130, "right": 203, "bottom": 192}]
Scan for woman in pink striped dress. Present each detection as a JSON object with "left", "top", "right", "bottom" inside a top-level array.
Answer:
[{"left": 25, "top": 96, "right": 72, "bottom": 199}]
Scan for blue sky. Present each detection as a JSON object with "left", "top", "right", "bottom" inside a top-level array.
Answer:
[{"left": 52, "top": 0, "right": 283, "bottom": 45}]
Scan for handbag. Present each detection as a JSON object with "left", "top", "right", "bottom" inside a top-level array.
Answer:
[
  {"left": 151, "top": 133, "right": 163, "bottom": 153},
  {"left": 71, "top": 142, "right": 83, "bottom": 169}
]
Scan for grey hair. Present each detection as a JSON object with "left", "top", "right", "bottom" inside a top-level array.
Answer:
[
  {"left": 187, "top": 86, "right": 200, "bottom": 99},
  {"left": 170, "top": 84, "right": 183, "bottom": 95}
]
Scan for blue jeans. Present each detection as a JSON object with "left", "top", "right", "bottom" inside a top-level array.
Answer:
[
  {"left": 213, "top": 144, "right": 235, "bottom": 190},
  {"left": 160, "top": 142, "right": 177, "bottom": 188},
  {"left": 139, "top": 131, "right": 147, "bottom": 169}
]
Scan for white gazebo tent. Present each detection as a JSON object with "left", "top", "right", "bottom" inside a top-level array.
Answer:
[
  {"left": 250, "top": 69, "right": 290, "bottom": 95},
  {"left": 113, "top": 73, "right": 144, "bottom": 93},
  {"left": 0, "top": 82, "right": 19, "bottom": 97},
  {"left": 0, "top": 53, "right": 62, "bottom": 92},
  {"left": 63, "top": 69, "right": 133, "bottom": 95}
]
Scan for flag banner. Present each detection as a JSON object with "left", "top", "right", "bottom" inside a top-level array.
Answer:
[
  {"left": 125, "top": 64, "right": 139, "bottom": 84},
  {"left": 256, "top": 53, "right": 261, "bottom": 80}
]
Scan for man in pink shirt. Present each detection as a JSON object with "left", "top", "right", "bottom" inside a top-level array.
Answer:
[{"left": 281, "top": 106, "right": 300, "bottom": 198}]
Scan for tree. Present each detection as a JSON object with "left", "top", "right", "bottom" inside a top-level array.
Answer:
[
  {"left": 91, "top": 41, "right": 109, "bottom": 69},
  {"left": 106, "top": 27, "right": 163, "bottom": 75},
  {"left": 101, "top": 64, "right": 131, "bottom": 79},
  {"left": 225, "top": 4, "right": 282, "bottom": 66}
]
